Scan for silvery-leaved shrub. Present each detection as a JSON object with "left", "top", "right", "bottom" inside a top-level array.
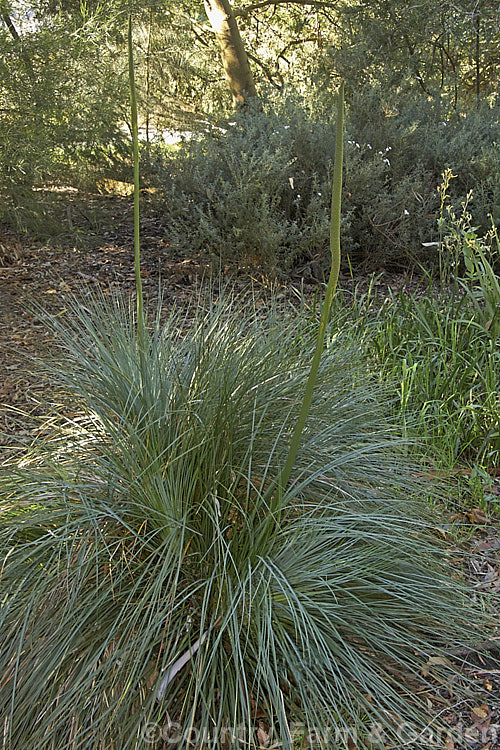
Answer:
[
  {"left": 147, "top": 87, "right": 499, "bottom": 274},
  {"left": 148, "top": 95, "right": 340, "bottom": 275}
]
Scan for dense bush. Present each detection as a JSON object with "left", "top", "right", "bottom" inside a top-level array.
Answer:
[
  {"left": 146, "top": 98, "right": 335, "bottom": 274},
  {"left": 0, "top": 293, "right": 487, "bottom": 748},
  {"left": 348, "top": 88, "right": 500, "bottom": 264},
  {"left": 148, "top": 88, "right": 500, "bottom": 274},
  {"left": 0, "top": 21, "right": 130, "bottom": 235}
]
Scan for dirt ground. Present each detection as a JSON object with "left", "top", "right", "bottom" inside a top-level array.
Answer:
[{"left": 0, "top": 210, "right": 212, "bottom": 444}]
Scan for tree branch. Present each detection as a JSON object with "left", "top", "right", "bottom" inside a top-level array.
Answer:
[
  {"left": 246, "top": 50, "right": 283, "bottom": 88},
  {"left": 234, "top": 0, "right": 339, "bottom": 16},
  {"left": 278, "top": 35, "right": 319, "bottom": 61}
]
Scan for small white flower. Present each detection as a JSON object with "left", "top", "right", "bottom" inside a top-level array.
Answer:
[
  {"left": 383, "top": 158, "right": 390, "bottom": 166},
  {"left": 404, "top": 209, "right": 410, "bottom": 216},
  {"left": 367, "top": 143, "right": 372, "bottom": 149},
  {"left": 317, "top": 192, "right": 322, "bottom": 197},
  {"left": 283, "top": 125, "right": 290, "bottom": 130}
]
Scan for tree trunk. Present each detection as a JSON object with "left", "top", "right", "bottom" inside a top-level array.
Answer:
[
  {"left": 2, "top": 11, "right": 21, "bottom": 41},
  {"left": 1, "top": 9, "right": 35, "bottom": 80},
  {"left": 204, "top": 0, "right": 257, "bottom": 106}
]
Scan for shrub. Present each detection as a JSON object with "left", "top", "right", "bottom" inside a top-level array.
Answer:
[
  {"left": 147, "top": 98, "right": 336, "bottom": 274},
  {"left": 346, "top": 87, "right": 500, "bottom": 267},
  {"left": 0, "top": 292, "right": 487, "bottom": 748},
  {"left": 147, "top": 88, "right": 500, "bottom": 274},
  {"left": 0, "top": 21, "right": 130, "bottom": 236}
]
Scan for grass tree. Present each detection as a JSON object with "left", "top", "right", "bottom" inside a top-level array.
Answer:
[
  {"left": 0, "top": 60, "right": 487, "bottom": 750},
  {"left": 0, "top": 295, "right": 485, "bottom": 749}
]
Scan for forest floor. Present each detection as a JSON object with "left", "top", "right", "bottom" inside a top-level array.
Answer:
[{"left": 1, "top": 202, "right": 500, "bottom": 749}]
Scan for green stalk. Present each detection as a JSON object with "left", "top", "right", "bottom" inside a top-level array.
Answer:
[
  {"left": 280, "top": 81, "right": 345, "bottom": 491},
  {"left": 128, "top": 16, "right": 145, "bottom": 348}
]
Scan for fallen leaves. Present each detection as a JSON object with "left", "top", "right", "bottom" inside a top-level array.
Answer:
[
  {"left": 469, "top": 703, "right": 494, "bottom": 746},
  {"left": 466, "top": 508, "right": 490, "bottom": 525}
]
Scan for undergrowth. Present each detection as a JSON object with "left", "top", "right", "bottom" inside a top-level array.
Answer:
[
  {"left": 332, "top": 278, "right": 500, "bottom": 475},
  {"left": 144, "top": 90, "right": 500, "bottom": 274}
]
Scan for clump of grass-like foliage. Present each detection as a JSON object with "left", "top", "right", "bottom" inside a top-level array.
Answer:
[
  {"left": 0, "top": 292, "right": 485, "bottom": 749},
  {"left": 337, "top": 269, "right": 500, "bottom": 468}
]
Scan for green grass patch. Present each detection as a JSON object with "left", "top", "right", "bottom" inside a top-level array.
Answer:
[{"left": 332, "top": 278, "right": 500, "bottom": 475}]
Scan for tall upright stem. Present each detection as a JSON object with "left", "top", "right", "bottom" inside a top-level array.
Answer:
[
  {"left": 146, "top": 8, "right": 153, "bottom": 148},
  {"left": 128, "top": 16, "right": 145, "bottom": 349},
  {"left": 279, "top": 82, "right": 345, "bottom": 492}
]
